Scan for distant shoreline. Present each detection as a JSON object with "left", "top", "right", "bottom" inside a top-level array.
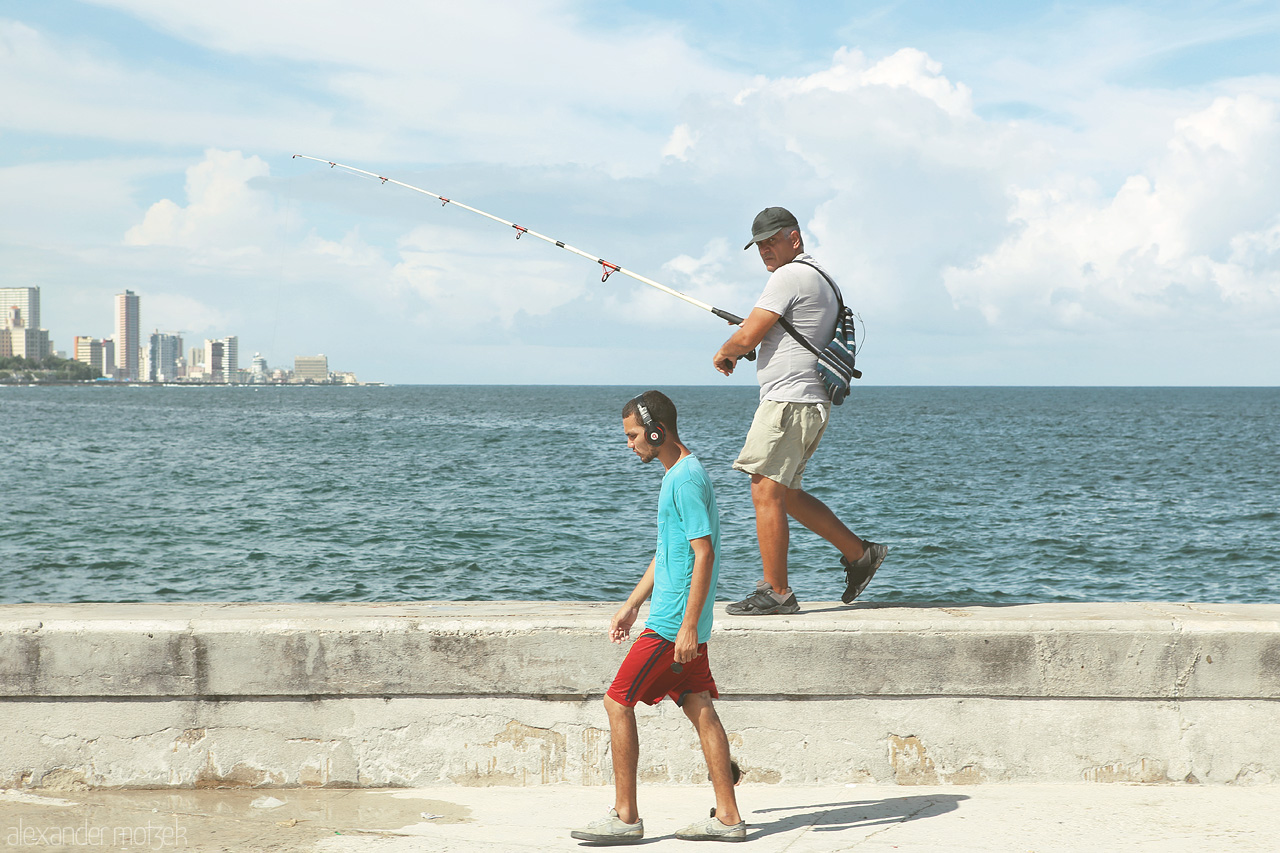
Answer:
[
  {"left": 3, "top": 382, "right": 1277, "bottom": 390},
  {"left": 0, "top": 381, "right": 388, "bottom": 388}
]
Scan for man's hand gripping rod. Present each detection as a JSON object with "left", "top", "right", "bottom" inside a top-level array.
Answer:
[{"left": 293, "top": 155, "right": 755, "bottom": 359}]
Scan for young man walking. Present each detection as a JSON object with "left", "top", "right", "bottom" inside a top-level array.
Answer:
[
  {"left": 713, "top": 207, "right": 888, "bottom": 616},
  {"left": 571, "top": 391, "right": 745, "bottom": 844}
]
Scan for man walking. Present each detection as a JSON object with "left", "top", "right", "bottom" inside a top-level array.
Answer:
[
  {"left": 571, "top": 391, "right": 745, "bottom": 844},
  {"left": 713, "top": 207, "right": 888, "bottom": 616}
]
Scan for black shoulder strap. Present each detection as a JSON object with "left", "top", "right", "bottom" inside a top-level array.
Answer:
[{"left": 773, "top": 259, "right": 845, "bottom": 353}]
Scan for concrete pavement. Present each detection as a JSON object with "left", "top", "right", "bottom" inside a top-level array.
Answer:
[{"left": 3, "top": 783, "right": 1277, "bottom": 852}]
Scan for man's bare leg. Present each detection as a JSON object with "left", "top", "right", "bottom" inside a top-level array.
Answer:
[
  {"left": 785, "top": 487, "right": 865, "bottom": 562},
  {"left": 681, "top": 692, "right": 742, "bottom": 825},
  {"left": 604, "top": 695, "right": 640, "bottom": 824},
  {"left": 751, "top": 473, "right": 791, "bottom": 593}
]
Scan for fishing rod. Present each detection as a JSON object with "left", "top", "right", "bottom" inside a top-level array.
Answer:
[{"left": 292, "top": 154, "right": 755, "bottom": 358}]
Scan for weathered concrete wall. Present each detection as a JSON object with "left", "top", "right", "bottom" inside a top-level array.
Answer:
[{"left": 2, "top": 602, "right": 1278, "bottom": 788}]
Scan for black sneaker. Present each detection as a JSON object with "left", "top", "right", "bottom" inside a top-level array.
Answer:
[
  {"left": 725, "top": 584, "right": 800, "bottom": 616},
  {"left": 840, "top": 541, "right": 888, "bottom": 604}
]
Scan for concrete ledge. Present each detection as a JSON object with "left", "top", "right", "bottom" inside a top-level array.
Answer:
[{"left": 2, "top": 602, "right": 1278, "bottom": 788}]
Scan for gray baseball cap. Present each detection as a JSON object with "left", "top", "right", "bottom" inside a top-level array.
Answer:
[{"left": 744, "top": 207, "right": 800, "bottom": 250}]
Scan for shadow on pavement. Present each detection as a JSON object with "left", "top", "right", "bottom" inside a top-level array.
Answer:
[
  {"left": 798, "top": 602, "right": 1036, "bottom": 614},
  {"left": 746, "top": 794, "right": 969, "bottom": 839}
]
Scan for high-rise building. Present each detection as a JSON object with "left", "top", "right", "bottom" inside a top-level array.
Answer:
[
  {"left": 102, "top": 338, "right": 116, "bottom": 378},
  {"left": 1, "top": 288, "right": 52, "bottom": 360},
  {"left": 203, "top": 339, "right": 226, "bottom": 383},
  {"left": 148, "top": 332, "right": 183, "bottom": 382},
  {"left": 1, "top": 305, "right": 50, "bottom": 360},
  {"left": 251, "top": 352, "right": 268, "bottom": 382},
  {"left": 0, "top": 287, "right": 39, "bottom": 331},
  {"left": 115, "top": 291, "right": 140, "bottom": 381},
  {"left": 294, "top": 355, "right": 329, "bottom": 383},
  {"left": 222, "top": 336, "right": 239, "bottom": 383},
  {"left": 73, "top": 336, "right": 105, "bottom": 374},
  {"left": 293, "top": 350, "right": 327, "bottom": 381},
  {"left": 0, "top": 307, "right": 14, "bottom": 358},
  {"left": 0, "top": 308, "right": 12, "bottom": 358},
  {"left": 200, "top": 335, "right": 238, "bottom": 383}
]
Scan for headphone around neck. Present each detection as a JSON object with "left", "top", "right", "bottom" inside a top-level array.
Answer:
[{"left": 633, "top": 395, "right": 666, "bottom": 447}]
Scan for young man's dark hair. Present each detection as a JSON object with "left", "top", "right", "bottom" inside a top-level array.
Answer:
[{"left": 621, "top": 389, "right": 678, "bottom": 438}]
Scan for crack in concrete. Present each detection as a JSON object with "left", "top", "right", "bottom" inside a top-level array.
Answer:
[
  {"left": 845, "top": 796, "right": 944, "bottom": 848},
  {"left": 1174, "top": 651, "right": 1201, "bottom": 698}
]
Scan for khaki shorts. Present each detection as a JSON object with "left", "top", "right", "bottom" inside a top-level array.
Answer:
[{"left": 732, "top": 399, "right": 830, "bottom": 489}]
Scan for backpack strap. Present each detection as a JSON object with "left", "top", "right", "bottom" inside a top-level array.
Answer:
[
  {"left": 773, "top": 259, "right": 846, "bottom": 352},
  {"left": 791, "top": 259, "right": 846, "bottom": 313}
]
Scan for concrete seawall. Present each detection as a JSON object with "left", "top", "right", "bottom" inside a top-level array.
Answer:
[{"left": 2, "top": 602, "right": 1277, "bottom": 789}]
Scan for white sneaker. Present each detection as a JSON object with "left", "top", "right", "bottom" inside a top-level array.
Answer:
[
  {"left": 675, "top": 814, "right": 747, "bottom": 842},
  {"left": 570, "top": 808, "right": 644, "bottom": 844}
]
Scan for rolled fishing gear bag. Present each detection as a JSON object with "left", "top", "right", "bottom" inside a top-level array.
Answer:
[{"left": 774, "top": 260, "right": 862, "bottom": 405}]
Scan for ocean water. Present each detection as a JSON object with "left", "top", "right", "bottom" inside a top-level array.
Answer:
[{"left": 2, "top": 385, "right": 1277, "bottom": 605}]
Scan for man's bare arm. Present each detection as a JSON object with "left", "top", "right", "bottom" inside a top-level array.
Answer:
[
  {"left": 675, "top": 536, "right": 714, "bottom": 663},
  {"left": 714, "top": 307, "right": 780, "bottom": 375}
]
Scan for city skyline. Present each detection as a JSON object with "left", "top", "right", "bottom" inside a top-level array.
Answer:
[
  {"left": 2, "top": 2, "right": 1278, "bottom": 385},
  {"left": 2, "top": 284, "right": 352, "bottom": 384}
]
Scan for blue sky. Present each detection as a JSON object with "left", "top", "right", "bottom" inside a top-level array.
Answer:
[{"left": 3, "top": 1, "right": 1278, "bottom": 385}]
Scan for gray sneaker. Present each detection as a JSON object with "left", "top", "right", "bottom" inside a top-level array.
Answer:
[
  {"left": 570, "top": 808, "right": 643, "bottom": 844},
  {"left": 725, "top": 581, "right": 800, "bottom": 616},
  {"left": 841, "top": 541, "right": 888, "bottom": 604},
  {"left": 675, "top": 814, "right": 747, "bottom": 842}
]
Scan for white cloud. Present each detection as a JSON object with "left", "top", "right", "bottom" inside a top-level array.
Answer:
[
  {"left": 144, "top": 293, "right": 232, "bottom": 337},
  {"left": 604, "top": 239, "right": 750, "bottom": 328},
  {"left": 650, "top": 45, "right": 1280, "bottom": 359},
  {"left": 126, "top": 149, "right": 279, "bottom": 256},
  {"left": 8, "top": 3, "right": 1280, "bottom": 384},
  {"left": 387, "top": 225, "right": 587, "bottom": 328},
  {"left": 751, "top": 47, "right": 974, "bottom": 118},
  {"left": 944, "top": 94, "right": 1280, "bottom": 326},
  {"left": 672, "top": 47, "right": 1030, "bottom": 327},
  {"left": 303, "top": 229, "right": 386, "bottom": 269},
  {"left": 662, "top": 124, "right": 699, "bottom": 161},
  {"left": 75, "top": 0, "right": 745, "bottom": 169},
  {"left": 0, "top": 156, "right": 173, "bottom": 245},
  {"left": 0, "top": 20, "right": 369, "bottom": 156},
  {"left": 1216, "top": 219, "right": 1280, "bottom": 304}
]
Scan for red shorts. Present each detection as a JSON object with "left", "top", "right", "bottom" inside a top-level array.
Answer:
[{"left": 607, "top": 629, "right": 718, "bottom": 707}]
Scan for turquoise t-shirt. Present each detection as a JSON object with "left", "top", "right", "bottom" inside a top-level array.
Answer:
[{"left": 645, "top": 455, "right": 721, "bottom": 644}]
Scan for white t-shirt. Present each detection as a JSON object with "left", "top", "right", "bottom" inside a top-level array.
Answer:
[{"left": 753, "top": 254, "right": 840, "bottom": 404}]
